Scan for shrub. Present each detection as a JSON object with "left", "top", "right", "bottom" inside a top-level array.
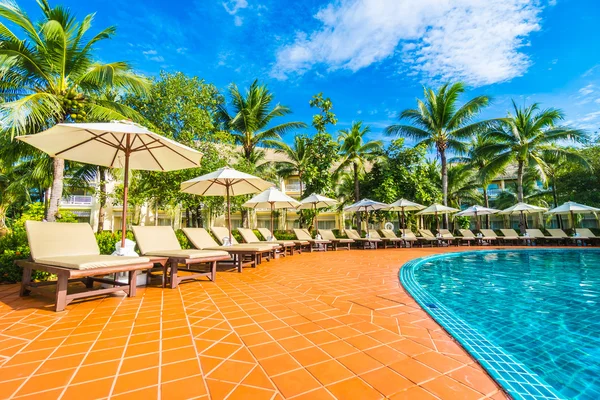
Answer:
[
  {"left": 272, "top": 230, "right": 297, "bottom": 240},
  {"left": 175, "top": 229, "right": 190, "bottom": 249}
]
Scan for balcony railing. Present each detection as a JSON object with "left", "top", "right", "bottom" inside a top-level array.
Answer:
[
  {"left": 60, "top": 195, "right": 94, "bottom": 206},
  {"left": 285, "top": 183, "right": 302, "bottom": 192}
]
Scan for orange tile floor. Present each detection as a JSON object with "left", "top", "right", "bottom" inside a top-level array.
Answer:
[{"left": 0, "top": 247, "right": 516, "bottom": 400}]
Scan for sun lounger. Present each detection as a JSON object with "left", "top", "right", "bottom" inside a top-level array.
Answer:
[
  {"left": 257, "top": 228, "right": 309, "bottom": 253},
  {"left": 381, "top": 229, "right": 417, "bottom": 247},
  {"left": 15, "top": 221, "right": 154, "bottom": 311},
  {"left": 576, "top": 228, "right": 600, "bottom": 245},
  {"left": 546, "top": 229, "right": 578, "bottom": 246},
  {"left": 238, "top": 228, "right": 295, "bottom": 256},
  {"left": 369, "top": 230, "right": 401, "bottom": 248},
  {"left": 211, "top": 226, "right": 279, "bottom": 262},
  {"left": 183, "top": 228, "right": 269, "bottom": 272},
  {"left": 459, "top": 229, "right": 497, "bottom": 245},
  {"left": 318, "top": 229, "right": 354, "bottom": 250},
  {"left": 133, "top": 226, "right": 230, "bottom": 287},
  {"left": 438, "top": 229, "right": 474, "bottom": 246},
  {"left": 488, "top": 229, "right": 521, "bottom": 245},
  {"left": 345, "top": 229, "right": 381, "bottom": 249},
  {"left": 418, "top": 229, "right": 450, "bottom": 247},
  {"left": 526, "top": 229, "right": 563, "bottom": 245},
  {"left": 293, "top": 228, "right": 331, "bottom": 252}
]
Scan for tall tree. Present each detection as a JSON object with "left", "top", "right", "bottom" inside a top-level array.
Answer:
[
  {"left": 275, "top": 135, "right": 309, "bottom": 195},
  {"left": 385, "top": 82, "right": 494, "bottom": 227},
  {"left": 218, "top": 79, "right": 306, "bottom": 161},
  {"left": 481, "top": 101, "right": 587, "bottom": 232},
  {"left": 0, "top": 0, "right": 150, "bottom": 221}
]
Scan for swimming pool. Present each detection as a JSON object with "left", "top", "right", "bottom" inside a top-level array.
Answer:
[{"left": 400, "top": 250, "right": 600, "bottom": 400}]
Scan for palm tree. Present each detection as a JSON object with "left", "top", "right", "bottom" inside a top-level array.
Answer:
[
  {"left": 481, "top": 101, "right": 587, "bottom": 231},
  {"left": 218, "top": 80, "right": 307, "bottom": 161},
  {"left": 0, "top": 0, "right": 150, "bottom": 221},
  {"left": 274, "top": 135, "right": 308, "bottom": 195},
  {"left": 385, "top": 82, "right": 495, "bottom": 228},
  {"left": 336, "top": 121, "right": 382, "bottom": 229},
  {"left": 446, "top": 164, "right": 482, "bottom": 209}
]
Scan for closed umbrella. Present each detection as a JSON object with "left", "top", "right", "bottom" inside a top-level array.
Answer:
[
  {"left": 499, "top": 202, "right": 547, "bottom": 233},
  {"left": 455, "top": 205, "right": 500, "bottom": 230},
  {"left": 416, "top": 203, "right": 459, "bottom": 231},
  {"left": 386, "top": 199, "right": 425, "bottom": 235},
  {"left": 343, "top": 198, "right": 389, "bottom": 232},
  {"left": 545, "top": 201, "right": 600, "bottom": 229},
  {"left": 180, "top": 167, "right": 273, "bottom": 244},
  {"left": 243, "top": 187, "right": 300, "bottom": 235},
  {"left": 16, "top": 121, "right": 202, "bottom": 251},
  {"left": 297, "top": 193, "right": 338, "bottom": 231}
]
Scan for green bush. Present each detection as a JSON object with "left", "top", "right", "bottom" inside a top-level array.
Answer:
[
  {"left": 273, "top": 230, "right": 298, "bottom": 240},
  {"left": 95, "top": 231, "right": 135, "bottom": 255},
  {"left": 175, "top": 229, "right": 191, "bottom": 249}
]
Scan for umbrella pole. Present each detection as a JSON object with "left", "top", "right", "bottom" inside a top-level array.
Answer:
[
  {"left": 314, "top": 203, "right": 318, "bottom": 233},
  {"left": 120, "top": 135, "right": 131, "bottom": 250},
  {"left": 402, "top": 208, "right": 406, "bottom": 236},
  {"left": 475, "top": 211, "right": 480, "bottom": 231},
  {"left": 270, "top": 203, "right": 274, "bottom": 235},
  {"left": 226, "top": 184, "right": 232, "bottom": 244},
  {"left": 436, "top": 212, "right": 439, "bottom": 231},
  {"left": 571, "top": 210, "right": 575, "bottom": 229}
]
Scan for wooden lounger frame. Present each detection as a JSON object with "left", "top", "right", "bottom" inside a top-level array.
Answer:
[
  {"left": 162, "top": 255, "right": 232, "bottom": 288},
  {"left": 16, "top": 259, "right": 153, "bottom": 312}
]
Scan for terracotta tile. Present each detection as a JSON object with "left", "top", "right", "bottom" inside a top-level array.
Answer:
[
  {"left": 161, "top": 375, "right": 208, "bottom": 399},
  {"left": 124, "top": 340, "right": 160, "bottom": 357},
  {"left": 0, "top": 377, "right": 26, "bottom": 399},
  {"left": 345, "top": 335, "right": 381, "bottom": 351},
  {"left": 320, "top": 341, "right": 359, "bottom": 358},
  {"left": 83, "top": 348, "right": 124, "bottom": 365},
  {"left": 449, "top": 365, "right": 499, "bottom": 395},
  {"left": 365, "top": 345, "right": 409, "bottom": 366},
  {"left": 162, "top": 336, "right": 194, "bottom": 350},
  {"left": 389, "top": 358, "right": 440, "bottom": 384},
  {"left": 38, "top": 354, "right": 85, "bottom": 374},
  {"left": 161, "top": 359, "right": 201, "bottom": 382},
  {"left": 113, "top": 368, "right": 159, "bottom": 395},
  {"left": 327, "top": 377, "right": 383, "bottom": 400},
  {"left": 290, "top": 346, "right": 331, "bottom": 366},
  {"left": 422, "top": 375, "right": 483, "bottom": 400},
  {"left": 207, "top": 359, "right": 254, "bottom": 383},
  {"left": 61, "top": 377, "right": 113, "bottom": 400},
  {"left": 227, "top": 384, "right": 275, "bottom": 400},
  {"left": 14, "top": 368, "right": 76, "bottom": 396},
  {"left": 229, "top": 347, "right": 256, "bottom": 363},
  {"left": 389, "top": 339, "right": 431, "bottom": 357},
  {"left": 306, "top": 360, "right": 355, "bottom": 385},
  {"left": 10, "top": 388, "right": 64, "bottom": 400},
  {"left": 278, "top": 336, "right": 313, "bottom": 352},
  {"left": 111, "top": 385, "right": 158, "bottom": 399},
  {"left": 242, "top": 365, "right": 276, "bottom": 390},
  {"left": 258, "top": 353, "right": 301, "bottom": 376},
  {"left": 338, "top": 352, "right": 383, "bottom": 375},
  {"left": 0, "top": 361, "right": 41, "bottom": 381},
  {"left": 267, "top": 326, "right": 299, "bottom": 340},
  {"left": 415, "top": 351, "right": 465, "bottom": 373},
  {"left": 206, "top": 378, "right": 236, "bottom": 400},
  {"left": 240, "top": 331, "right": 273, "bottom": 347},
  {"left": 389, "top": 386, "right": 439, "bottom": 400},
  {"left": 201, "top": 342, "right": 240, "bottom": 359},
  {"left": 360, "top": 367, "right": 415, "bottom": 397},
  {"left": 72, "top": 360, "right": 120, "bottom": 384},
  {"left": 248, "top": 342, "right": 285, "bottom": 360},
  {"left": 328, "top": 326, "right": 361, "bottom": 339},
  {"left": 291, "top": 387, "right": 336, "bottom": 400},
  {"left": 271, "top": 368, "right": 321, "bottom": 397}
]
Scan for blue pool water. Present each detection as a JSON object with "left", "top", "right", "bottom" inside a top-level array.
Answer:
[{"left": 402, "top": 250, "right": 600, "bottom": 400}]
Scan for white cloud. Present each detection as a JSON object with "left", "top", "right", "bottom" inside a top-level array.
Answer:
[
  {"left": 274, "top": 0, "right": 543, "bottom": 86},
  {"left": 149, "top": 56, "right": 165, "bottom": 62},
  {"left": 143, "top": 49, "right": 158, "bottom": 55},
  {"left": 234, "top": 15, "right": 243, "bottom": 26},
  {"left": 223, "top": 0, "right": 248, "bottom": 15},
  {"left": 579, "top": 84, "right": 594, "bottom": 96},
  {"left": 176, "top": 47, "right": 188, "bottom": 54}
]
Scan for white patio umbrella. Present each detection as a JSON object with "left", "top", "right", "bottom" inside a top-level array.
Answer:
[
  {"left": 297, "top": 193, "right": 338, "bottom": 231},
  {"left": 416, "top": 203, "right": 459, "bottom": 230},
  {"left": 180, "top": 166, "right": 273, "bottom": 244},
  {"left": 455, "top": 205, "right": 500, "bottom": 230},
  {"left": 243, "top": 187, "right": 300, "bottom": 234},
  {"left": 16, "top": 121, "right": 202, "bottom": 250},
  {"left": 343, "top": 198, "right": 389, "bottom": 231},
  {"left": 386, "top": 199, "right": 425, "bottom": 235},
  {"left": 545, "top": 201, "right": 600, "bottom": 229},
  {"left": 499, "top": 202, "right": 548, "bottom": 233}
]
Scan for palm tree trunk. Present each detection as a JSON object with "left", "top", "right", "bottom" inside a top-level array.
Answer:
[
  {"left": 483, "top": 187, "right": 490, "bottom": 229},
  {"left": 516, "top": 161, "right": 526, "bottom": 233},
  {"left": 46, "top": 158, "right": 65, "bottom": 222},
  {"left": 299, "top": 173, "right": 304, "bottom": 197},
  {"left": 97, "top": 167, "right": 107, "bottom": 233},
  {"left": 185, "top": 208, "right": 191, "bottom": 227},
  {"left": 353, "top": 163, "right": 361, "bottom": 231},
  {"left": 551, "top": 176, "right": 562, "bottom": 229},
  {"left": 440, "top": 150, "right": 448, "bottom": 229}
]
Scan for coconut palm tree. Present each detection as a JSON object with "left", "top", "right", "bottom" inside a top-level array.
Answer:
[
  {"left": 446, "top": 164, "right": 482, "bottom": 209},
  {"left": 218, "top": 80, "right": 307, "bottom": 162},
  {"left": 274, "top": 135, "right": 308, "bottom": 195},
  {"left": 385, "top": 82, "right": 495, "bottom": 228},
  {"left": 481, "top": 101, "right": 588, "bottom": 231},
  {"left": 0, "top": 0, "right": 150, "bottom": 221}
]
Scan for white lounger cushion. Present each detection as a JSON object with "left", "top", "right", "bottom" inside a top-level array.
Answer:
[
  {"left": 36, "top": 255, "right": 149, "bottom": 270},
  {"left": 26, "top": 221, "right": 102, "bottom": 260},
  {"left": 143, "top": 249, "right": 229, "bottom": 259}
]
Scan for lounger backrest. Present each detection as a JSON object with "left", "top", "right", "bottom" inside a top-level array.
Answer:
[
  {"left": 368, "top": 230, "right": 382, "bottom": 238},
  {"left": 380, "top": 229, "right": 396, "bottom": 239},
  {"left": 182, "top": 228, "right": 220, "bottom": 249},
  {"left": 211, "top": 227, "right": 240, "bottom": 244},
  {"left": 25, "top": 221, "right": 100, "bottom": 261},
  {"left": 480, "top": 229, "right": 498, "bottom": 238},
  {"left": 501, "top": 229, "right": 520, "bottom": 238},
  {"left": 576, "top": 228, "right": 595, "bottom": 238},
  {"left": 438, "top": 229, "right": 454, "bottom": 238},
  {"left": 547, "top": 229, "right": 568, "bottom": 238},
  {"left": 419, "top": 229, "right": 435, "bottom": 238},
  {"left": 345, "top": 229, "right": 361, "bottom": 240},
  {"left": 459, "top": 229, "right": 476, "bottom": 238},
  {"left": 526, "top": 229, "right": 545, "bottom": 238},
  {"left": 318, "top": 229, "right": 336, "bottom": 240},
  {"left": 401, "top": 231, "right": 418, "bottom": 239},
  {"left": 257, "top": 228, "right": 274, "bottom": 240},
  {"left": 294, "top": 228, "right": 312, "bottom": 240},
  {"left": 132, "top": 226, "right": 181, "bottom": 255},
  {"left": 237, "top": 228, "right": 261, "bottom": 243}
]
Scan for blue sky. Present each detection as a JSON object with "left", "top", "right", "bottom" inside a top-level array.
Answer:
[{"left": 21, "top": 0, "right": 600, "bottom": 143}]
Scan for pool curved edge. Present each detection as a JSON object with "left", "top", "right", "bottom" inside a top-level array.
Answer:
[{"left": 400, "top": 249, "right": 567, "bottom": 400}]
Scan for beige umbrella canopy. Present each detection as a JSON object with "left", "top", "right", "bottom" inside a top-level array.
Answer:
[
  {"left": 344, "top": 199, "right": 389, "bottom": 231},
  {"left": 243, "top": 187, "right": 300, "bottom": 234},
  {"left": 180, "top": 167, "right": 273, "bottom": 244},
  {"left": 455, "top": 205, "right": 500, "bottom": 230},
  {"left": 297, "top": 193, "right": 338, "bottom": 231},
  {"left": 17, "top": 121, "right": 202, "bottom": 249},
  {"left": 545, "top": 201, "right": 600, "bottom": 229},
  {"left": 386, "top": 199, "right": 425, "bottom": 235},
  {"left": 499, "top": 202, "right": 547, "bottom": 233},
  {"left": 416, "top": 203, "right": 459, "bottom": 230}
]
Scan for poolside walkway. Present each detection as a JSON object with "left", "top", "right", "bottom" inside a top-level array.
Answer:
[{"left": 0, "top": 248, "right": 512, "bottom": 400}]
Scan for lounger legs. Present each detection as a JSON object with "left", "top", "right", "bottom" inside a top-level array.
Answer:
[
  {"left": 170, "top": 262, "right": 179, "bottom": 289},
  {"left": 55, "top": 273, "right": 68, "bottom": 312},
  {"left": 128, "top": 271, "right": 137, "bottom": 297},
  {"left": 20, "top": 266, "right": 31, "bottom": 297}
]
